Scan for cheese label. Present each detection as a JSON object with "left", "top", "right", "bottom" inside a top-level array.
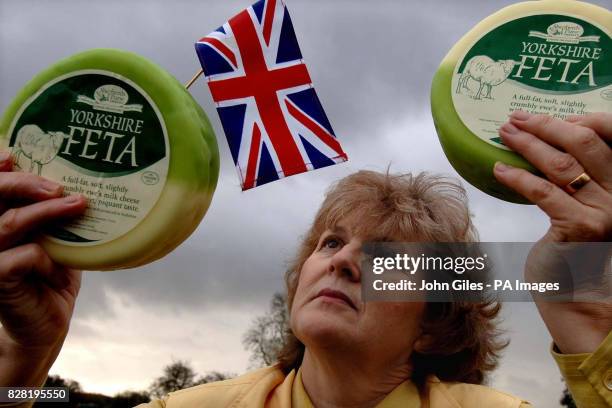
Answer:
[
  {"left": 7, "top": 70, "right": 170, "bottom": 245},
  {"left": 452, "top": 14, "right": 611, "bottom": 150}
]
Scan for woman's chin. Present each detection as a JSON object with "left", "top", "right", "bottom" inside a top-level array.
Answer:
[{"left": 293, "top": 309, "right": 358, "bottom": 348}]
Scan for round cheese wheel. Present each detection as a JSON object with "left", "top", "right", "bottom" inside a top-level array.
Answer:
[
  {"left": 0, "top": 49, "right": 220, "bottom": 270},
  {"left": 431, "top": 0, "right": 611, "bottom": 203}
]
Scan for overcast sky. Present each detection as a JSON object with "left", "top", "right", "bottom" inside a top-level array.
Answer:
[{"left": 1, "top": 1, "right": 609, "bottom": 407}]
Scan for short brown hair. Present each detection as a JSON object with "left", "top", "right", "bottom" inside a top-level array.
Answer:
[{"left": 277, "top": 170, "right": 507, "bottom": 385}]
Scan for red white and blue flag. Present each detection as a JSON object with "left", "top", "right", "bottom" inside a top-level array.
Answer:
[{"left": 195, "top": 0, "right": 348, "bottom": 190}]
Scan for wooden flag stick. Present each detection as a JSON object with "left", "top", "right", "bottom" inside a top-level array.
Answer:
[{"left": 185, "top": 69, "right": 204, "bottom": 89}]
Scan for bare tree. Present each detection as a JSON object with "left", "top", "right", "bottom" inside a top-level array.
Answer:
[
  {"left": 560, "top": 385, "right": 577, "bottom": 408},
  {"left": 149, "top": 360, "right": 197, "bottom": 398},
  {"left": 34, "top": 375, "right": 82, "bottom": 407},
  {"left": 43, "top": 374, "right": 82, "bottom": 393},
  {"left": 194, "top": 371, "right": 235, "bottom": 385},
  {"left": 112, "top": 390, "right": 151, "bottom": 407},
  {"left": 242, "top": 292, "right": 289, "bottom": 368}
]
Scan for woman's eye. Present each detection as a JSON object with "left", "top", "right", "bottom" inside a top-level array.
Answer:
[{"left": 322, "top": 236, "right": 342, "bottom": 249}]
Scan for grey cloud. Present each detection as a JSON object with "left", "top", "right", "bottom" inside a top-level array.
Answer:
[{"left": 73, "top": 279, "right": 116, "bottom": 320}]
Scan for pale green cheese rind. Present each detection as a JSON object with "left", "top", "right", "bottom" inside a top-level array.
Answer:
[
  {"left": 431, "top": 0, "right": 612, "bottom": 204},
  {"left": 0, "top": 49, "right": 220, "bottom": 270},
  {"left": 431, "top": 64, "right": 535, "bottom": 204},
  {"left": 131, "top": 103, "right": 220, "bottom": 268}
]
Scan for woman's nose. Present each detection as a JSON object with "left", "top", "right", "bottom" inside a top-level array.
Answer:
[{"left": 328, "top": 243, "right": 361, "bottom": 282}]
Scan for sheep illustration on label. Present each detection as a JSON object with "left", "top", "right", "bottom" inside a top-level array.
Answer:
[
  {"left": 456, "top": 56, "right": 515, "bottom": 100},
  {"left": 13, "top": 124, "right": 68, "bottom": 175}
]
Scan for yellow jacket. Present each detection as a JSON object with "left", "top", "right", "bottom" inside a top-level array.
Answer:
[
  {"left": 139, "top": 330, "right": 612, "bottom": 408},
  {"left": 141, "top": 367, "right": 527, "bottom": 408}
]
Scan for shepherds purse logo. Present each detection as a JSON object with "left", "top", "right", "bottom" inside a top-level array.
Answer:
[
  {"left": 528, "top": 22, "right": 600, "bottom": 44},
  {"left": 77, "top": 85, "right": 143, "bottom": 114}
]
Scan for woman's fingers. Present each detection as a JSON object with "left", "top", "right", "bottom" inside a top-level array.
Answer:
[
  {"left": 566, "top": 112, "right": 612, "bottom": 142},
  {"left": 509, "top": 111, "right": 612, "bottom": 190},
  {"left": 499, "top": 122, "right": 584, "bottom": 185},
  {"left": 498, "top": 121, "right": 607, "bottom": 208},
  {"left": 0, "top": 151, "right": 63, "bottom": 214},
  {"left": 0, "top": 195, "right": 87, "bottom": 251},
  {"left": 0, "top": 152, "right": 13, "bottom": 172},
  {"left": 0, "top": 171, "right": 64, "bottom": 202},
  {"left": 0, "top": 152, "right": 87, "bottom": 250},
  {"left": 493, "top": 162, "right": 583, "bottom": 220}
]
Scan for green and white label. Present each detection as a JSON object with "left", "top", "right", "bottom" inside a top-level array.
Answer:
[
  {"left": 452, "top": 14, "right": 611, "bottom": 150},
  {"left": 8, "top": 70, "right": 169, "bottom": 245}
]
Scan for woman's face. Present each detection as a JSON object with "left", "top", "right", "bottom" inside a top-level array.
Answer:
[{"left": 290, "top": 221, "right": 426, "bottom": 362}]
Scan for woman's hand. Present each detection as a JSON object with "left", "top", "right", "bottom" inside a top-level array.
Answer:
[
  {"left": 0, "top": 150, "right": 87, "bottom": 387},
  {"left": 493, "top": 111, "right": 612, "bottom": 354},
  {"left": 494, "top": 111, "right": 611, "bottom": 242}
]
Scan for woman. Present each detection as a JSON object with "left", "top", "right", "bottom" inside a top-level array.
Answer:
[{"left": 0, "top": 111, "right": 610, "bottom": 407}]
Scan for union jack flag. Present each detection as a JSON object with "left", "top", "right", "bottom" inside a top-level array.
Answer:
[{"left": 195, "top": 0, "right": 348, "bottom": 190}]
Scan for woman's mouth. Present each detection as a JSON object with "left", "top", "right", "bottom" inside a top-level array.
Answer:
[{"left": 316, "top": 288, "right": 356, "bottom": 310}]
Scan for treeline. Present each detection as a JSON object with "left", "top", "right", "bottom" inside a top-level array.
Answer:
[
  {"left": 34, "top": 362, "right": 234, "bottom": 408},
  {"left": 34, "top": 374, "right": 148, "bottom": 407}
]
